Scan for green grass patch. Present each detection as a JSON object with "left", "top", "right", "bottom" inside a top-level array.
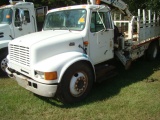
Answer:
[{"left": 0, "top": 59, "right": 160, "bottom": 120}]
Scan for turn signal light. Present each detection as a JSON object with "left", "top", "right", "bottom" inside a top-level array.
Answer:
[
  {"left": 83, "top": 41, "right": 89, "bottom": 46},
  {"left": 96, "top": 0, "right": 101, "bottom": 4},
  {"left": 45, "top": 72, "right": 57, "bottom": 80}
]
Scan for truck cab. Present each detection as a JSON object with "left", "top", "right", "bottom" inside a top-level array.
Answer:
[
  {"left": 42, "top": 5, "right": 114, "bottom": 64},
  {"left": 6, "top": 4, "right": 115, "bottom": 103},
  {"left": 0, "top": 1, "right": 47, "bottom": 75},
  {"left": 0, "top": 2, "right": 37, "bottom": 40}
]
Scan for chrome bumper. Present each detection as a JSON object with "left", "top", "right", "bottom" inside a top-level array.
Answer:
[{"left": 6, "top": 67, "right": 57, "bottom": 97}]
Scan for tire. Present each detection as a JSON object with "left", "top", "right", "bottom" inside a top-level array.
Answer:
[
  {"left": 146, "top": 42, "right": 159, "bottom": 61},
  {"left": 57, "top": 62, "right": 94, "bottom": 104},
  {"left": 0, "top": 51, "right": 8, "bottom": 76}
]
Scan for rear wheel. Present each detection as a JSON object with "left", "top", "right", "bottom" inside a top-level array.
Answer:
[
  {"left": 57, "top": 62, "right": 94, "bottom": 104},
  {"left": 146, "top": 42, "right": 159, "bottom": 61}
]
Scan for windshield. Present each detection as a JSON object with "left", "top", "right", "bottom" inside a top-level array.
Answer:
[
  {"left": 0, "top": 8, "right": 13, "bottom": 24},
  {"left": 43, "top": 9, "right": 87, "bottom": 31}
]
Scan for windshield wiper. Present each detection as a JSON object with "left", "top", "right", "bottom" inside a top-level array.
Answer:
[
  {"left": 60, "top": 25, "right": 71, "bottom": 32},
  {"left": 50, "top": 26, "right": 71, "bottom": 32}
]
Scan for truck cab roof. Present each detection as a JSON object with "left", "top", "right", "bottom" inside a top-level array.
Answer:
[
  {"left": 47, "top": 4, "right": 110, "bottom": 14},
  {"left": 0, "top": 2, "right": 34, "bottom": 9}
]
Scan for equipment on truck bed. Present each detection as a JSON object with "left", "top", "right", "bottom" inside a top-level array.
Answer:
[{"left": 88, "top": 0, "right": 132, "bottom": 19}]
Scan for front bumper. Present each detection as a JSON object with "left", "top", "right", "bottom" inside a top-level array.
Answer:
[{"left": 6, "top": 67, "right": 57, "bottom": 97}]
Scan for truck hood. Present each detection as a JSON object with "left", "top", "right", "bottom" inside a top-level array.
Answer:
[
  {"left": 9, "top": 30, "right": 84, "bottom": 64},
  {"left": 10, "top": 30, "right": 80, "bottom": 47}
]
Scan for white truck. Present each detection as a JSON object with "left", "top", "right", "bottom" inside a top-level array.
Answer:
[
  {"left": 0, "top": 0, "right": 47, "bottom": 75},
  {"left": 6, "top": 0, "right": 160, "bottom": 103}
]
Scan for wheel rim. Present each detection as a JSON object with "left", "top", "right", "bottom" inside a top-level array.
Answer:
[
  {"left": 1, "top": 58, "right": 8, "bottom": 72},
  {"left": 69, "top": 72, "right": 88, "bottom": 97},
  {"left": 153, "top": 46, "right": 158, "bottom": 58}
]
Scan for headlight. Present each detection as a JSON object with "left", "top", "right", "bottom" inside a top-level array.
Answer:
[
  {"left": 35, "top": 71, "right": 45, "bottom": 79},
  {"left": 35, "top": 70, "right": 57, "bottom": 80}
]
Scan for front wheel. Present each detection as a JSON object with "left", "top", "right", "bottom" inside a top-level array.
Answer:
[
  {"left": 57, "top": 62, "right": 94, "bottom": 104},
  {"left": 0, "top": 51, "right": 8, "bottom": 76}
]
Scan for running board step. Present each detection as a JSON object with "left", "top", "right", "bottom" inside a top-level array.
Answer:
[{"left": 95, "top": 65, "right": 118, "bottom": 83}]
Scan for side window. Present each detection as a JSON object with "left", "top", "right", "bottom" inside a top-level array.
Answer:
[
  {"left": 24, "top": 10, "right": 30, "bottom": 23},
  {"left": 90, "top": 13, "right": 96, "bottom": 32},
  {"left": 90, "top": 12, "right": 113, "bottom": 32},
  {"left": 14, "top": 9, "right": 30, "bottom": 27},
  {"left": 105, "top": 12, "right": 113, "bottom": 29},
  {"left": 14, "top": 9, "right": 20, "bottom": 27}
]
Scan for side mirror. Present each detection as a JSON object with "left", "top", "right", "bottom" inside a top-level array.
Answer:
[{"left": 19, "top": 9, "right": 26, "bottom": 24}]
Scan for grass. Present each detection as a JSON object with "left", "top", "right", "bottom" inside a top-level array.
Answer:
[{"left": 0, "top": 59, "right": 160, "bottom": 120}]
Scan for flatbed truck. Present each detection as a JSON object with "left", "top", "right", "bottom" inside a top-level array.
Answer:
[{"left": 6, "top": 0, "right": 160, "bottom": 103}]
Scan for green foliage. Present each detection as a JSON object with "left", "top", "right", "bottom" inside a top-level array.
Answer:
[
  {"left": 124, "top": 0, "right": 160, "bottom": 14},
  {"left": 25, "top": 0, "right": 87, "bottom": 9},
  {"left": 0, "top": 0, "right": 160, "bottom": 14},
  {"left": 0, "top": 0, "right": 9, "bottom": 6}
]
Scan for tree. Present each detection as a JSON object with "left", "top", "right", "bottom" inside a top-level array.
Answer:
[
  {"left": 124, "top": 0, "right": 160, "bottom": 15},
  {"left": 1, "top": 0, "right": 160, "bottom": 15},
  {"left": 26, "top": 0, "right": 86, "bottom": 9},
  {"left": 0, "top": 0, "right": 9, "bottom": 6}
]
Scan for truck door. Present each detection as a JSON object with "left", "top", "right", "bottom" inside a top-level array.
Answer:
[
  {"left": 89, "top": 11, "right": 114, "bottom": 64},
  {"left": 13, "top": 8, "right": 35, "bottom": 38}
]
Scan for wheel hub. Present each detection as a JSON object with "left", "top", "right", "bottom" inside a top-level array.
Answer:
[
  {"left": 1, "top": 58, "right": 8, "bottom": 72},
  {"left": 75, "top": 76, "right": 87, "bottom": 92},
  {"left": 70, "top": 72, "right": 88, "bottom": 97}
]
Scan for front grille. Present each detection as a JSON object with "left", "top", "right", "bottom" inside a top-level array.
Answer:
[{"left": 10, "top": 44, "right": 30, "bottom": 67}]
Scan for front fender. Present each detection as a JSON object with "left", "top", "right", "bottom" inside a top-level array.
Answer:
[
  {"left": 0, "top": 40, "right": 10, "bottom": 49},
  {"left": 33, "top": 51, "right": 95, "bottom": 83}
]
